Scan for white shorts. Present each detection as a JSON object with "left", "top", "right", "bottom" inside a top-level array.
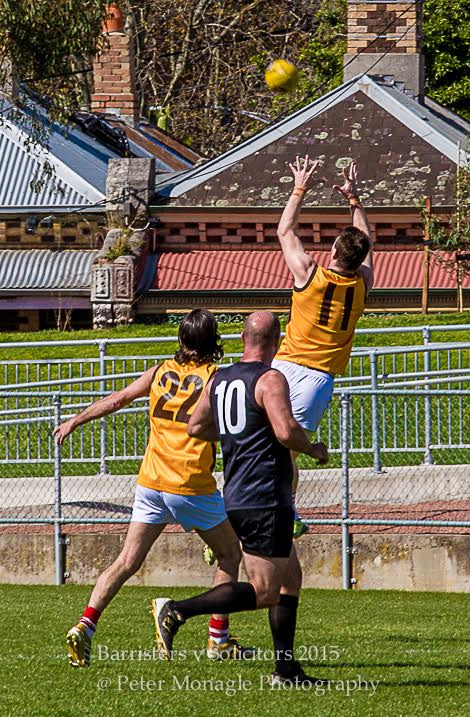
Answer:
[
  {"left": 271, "top": 359, "right": 334, "bottom": 432},
  {"left": 131, "top": 485, "right": 227, "bottom": 533}
]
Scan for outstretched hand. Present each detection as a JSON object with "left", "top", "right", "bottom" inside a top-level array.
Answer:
[
  {"left": 289, "top": 154, "right": 319, "bottom": 190},
  {"left": 333, "top": 160, "right": 358, "bottom": 200},
  {"left": 53, "top": 419, "right": 76, "bottom": 445}
]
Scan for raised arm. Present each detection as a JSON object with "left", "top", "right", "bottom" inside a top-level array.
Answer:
[
  {"left": 187, "top": 376, "right": 218, "bottom": 443},
  {"left": 277, "top": 155, "right": 318, "bottom": 288},
  {"left": 54, "top": 365, "right": 158, "bottom": 445},
  {"left": 255, "top": 370, "right": 328, "bottom": 463},
  {"left": 333, "top": 161, "right": 374, "bottom": 292}
]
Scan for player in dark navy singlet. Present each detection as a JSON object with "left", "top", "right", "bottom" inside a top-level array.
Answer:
[
  {"left": 152, "top": 312, "right": 329, "bottom": 687},
  {"left": 210, "top": 360, "right": 293, "bottom": 512}
]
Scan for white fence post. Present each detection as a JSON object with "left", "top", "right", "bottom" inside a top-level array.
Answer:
[
  {"left": 341, "top": 394, "right": 353, "bottom": 590},
  {"left": 370, "top": 351, "right": 383, "bottom": 474},
  {"left": 422, "top": 326, "right": 434, "bottom": 465},
  {"left": 98, "top": 340, "right": 109, "bottom": 475}
]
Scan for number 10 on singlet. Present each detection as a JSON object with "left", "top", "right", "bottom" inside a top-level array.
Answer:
[{"left": 215, "top": 380, "right": 247, "bottom": 435}]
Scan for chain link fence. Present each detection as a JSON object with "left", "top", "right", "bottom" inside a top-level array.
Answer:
[{"left": 1, "top": 327, "right": 470, "bottom": 586}]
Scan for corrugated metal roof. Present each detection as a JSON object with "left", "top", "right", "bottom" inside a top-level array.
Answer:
[
  {"left": 154, "top": 250, "right": 470, "bottom": 291},
  {"left": 0, "top": 250, "right": 99, "bottom": 290},
  {"left": 0, "top": 130, "right": 100, "bottom": 208},
  {"left": 0, "top": 102, "right": 199, "bottom": 210},
  {"left": 156, "top": 250, "right": 292, "bottom": 290},
  {"left": 45, "top": 123, "right": 113, "bottom": 196}
]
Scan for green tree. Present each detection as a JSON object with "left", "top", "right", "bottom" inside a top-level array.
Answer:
[
  {"left": 0, "top": 0, "right": 108, "bottom": 130},
  {"left": 423, "top": 0, "right": 470, "bottom": 121},
  {"left": 426, "top": 161, "right": 470, "bottom": 311},
  {"left": 265, "top": 0, "right": 347, "bottom": 120},
  {"left": 0, "top": 0, "right": 110, "bottom": 189},
  {"left": 129, "top": 0, "right": 347, "bottom": 156}
]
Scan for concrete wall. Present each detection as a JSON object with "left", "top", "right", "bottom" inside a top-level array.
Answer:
[{"left": 2, "top": 532, "right": 470, "bottom": 592}]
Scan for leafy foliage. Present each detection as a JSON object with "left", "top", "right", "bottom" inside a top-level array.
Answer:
[
  {"left": 129, "top": 0, "right": 470, "bottom": 154},
  {"left": 0, "top": 0, "right": 108, "bottom": 188},
  {"left": 103, "top": 231, "right": 144, "bottom": 261},
  {"left": 129, "top": 0, "right": 346, "bottom": 155},
  {"left": 0, "top": 0, "right": 469, "bottom": 161},
  {"left": 425, "top": 163, "right": 470, "bottom": 310},
  {"left": 423, "top": 0, "right": 470, "bottom": 121},
  {"left": 0, "top": 0, "right": 107, "bottom": 115}
]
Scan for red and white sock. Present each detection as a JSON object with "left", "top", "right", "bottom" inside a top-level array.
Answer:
[
  {"left": 80, "top": 606, "right": 101, "bottom": 638},
  {"left": 209, "top": 617, "right": 229, "bottom": 645}
]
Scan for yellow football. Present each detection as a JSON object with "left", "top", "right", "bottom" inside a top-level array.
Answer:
[{"left": 265, "top": 59, "right": 299, "bottom": 92}]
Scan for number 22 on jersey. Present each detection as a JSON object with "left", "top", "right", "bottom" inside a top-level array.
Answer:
[{"left": 153, "top": 371, "right": 204, "bottom": 423}]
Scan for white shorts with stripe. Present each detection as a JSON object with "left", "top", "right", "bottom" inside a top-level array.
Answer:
[
  {"left": 271, "top": 358, "right": 334, "bottom": 433},
  {"left": 131, "top": 485, "right": 227, "bottom": 533}
]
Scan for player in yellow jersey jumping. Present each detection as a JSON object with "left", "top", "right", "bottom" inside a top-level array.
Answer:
[
  {"left": 273, "top": 156, "right": 373, "bottom": 536},
  {"left": 55, "top": 310, "right": 250, "bottom": 667}
]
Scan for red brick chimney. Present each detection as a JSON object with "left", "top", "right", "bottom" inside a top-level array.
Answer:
[
  {"left": 343, "top": 0, "right": 425, "bottom": 102},
  {"left": 91, "top": 4, "right": 139, "bottom": 126}
]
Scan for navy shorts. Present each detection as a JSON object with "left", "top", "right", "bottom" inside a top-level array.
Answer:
[{"left": 227, "top": 506, "right": 294, "bottom": 558}]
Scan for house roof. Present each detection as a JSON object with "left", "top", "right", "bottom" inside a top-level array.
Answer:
[
  {"left": 0, "top": 248, "right": 155, "bottom": 293},
  {"left": 154, "top": 74, "right": 467, "bottom": 209},
  {"left": 115, "top": 122, "right": 201, "bottom": 171},
  {"left": 151, "top": 250, "right": 470, "bottom": 291},
  {"left": 0, "top": 116, "right": 107, "bottom": 211},
  {"left": 0, "top": 249, "right": 100, "bottom": 291},
  {"left": 0, "top": 100, "right": 200, "bottom": 212}
]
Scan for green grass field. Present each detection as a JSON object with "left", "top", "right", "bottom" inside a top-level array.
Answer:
[
  {"left": 2, "top": 310, "right": 470, "bottom": 360},
  {"left": 2, "top": 584, "right": 470, "bottom": 717}
]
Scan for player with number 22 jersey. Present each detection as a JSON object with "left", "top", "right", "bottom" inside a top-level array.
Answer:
[
  {"left": 152, "top": 312, "right": 329, "bottom": 687},
  {"left": 56, "top": 309, "right": 249, "bottom": 668},
  {"left": 138, "top": 359, "right": 217, "bottom": 496}
]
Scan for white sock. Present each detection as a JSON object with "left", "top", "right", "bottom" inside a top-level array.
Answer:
[{"left": 80, "top": 617, "right": 97, "bottom": 639}]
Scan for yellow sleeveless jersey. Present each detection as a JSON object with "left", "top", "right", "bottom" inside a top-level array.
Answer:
[
  {"left": 276, "top": 265, "right": 366, "bottom": 376},
  {"left": 137, "top": 359, "right": 217, "bottom": 496}
]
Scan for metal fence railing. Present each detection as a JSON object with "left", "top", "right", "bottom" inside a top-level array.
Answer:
[
  {"left": 1, "top": 383, "right": 470, "bottom": 587},
  {"left": 2, "top": 324, "right": 470, "bottom": 586},
  {"left": 333, "top": 389, "right": 470, "bottom": 588},
  {"left": 1, "top": 338, "right": 470, "bottom": 473},
  {"left": 1, "top": 323, "right": 470, "bottom": 390}
]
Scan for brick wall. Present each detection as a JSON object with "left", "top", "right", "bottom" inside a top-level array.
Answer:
[
  {"left": 152, "top": 218, "right": 427, "bottom": 250},
  {"left": 0, "top": 219, "right": 106, "bottom": 248},
  {"left": 91, "top": 32, "right": 138, "bottom": 125},
  {"left": 347, "top": 1, "right": 422, "bottom": 54}
]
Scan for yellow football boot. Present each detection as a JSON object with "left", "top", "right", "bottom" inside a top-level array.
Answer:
[
  {"left": 203, "top": 545, "right": 216, "bottom": 566},
  {"left": 207, "top": 635, "right": 256, "bottom": 661},
  {"left": 66, "top": 622, "right": 92, "bottom": 668}
]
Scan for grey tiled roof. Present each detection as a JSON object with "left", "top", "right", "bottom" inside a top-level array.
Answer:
[{"left": 154, "top": 74, "right": 466, "bottom": 208}]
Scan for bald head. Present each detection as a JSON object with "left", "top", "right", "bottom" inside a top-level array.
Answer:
[{"left": 242, "top": 311, "right": 281, "bottom": 357}]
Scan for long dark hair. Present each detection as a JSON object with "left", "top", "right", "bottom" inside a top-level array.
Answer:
[{"left": 174, "top": 309, "right": 224, "bottom": 366}]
